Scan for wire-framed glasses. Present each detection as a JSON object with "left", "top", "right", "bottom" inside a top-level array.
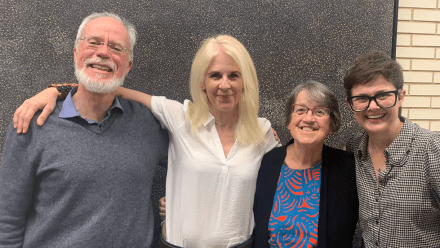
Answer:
[
  {"left": 291, "top": 104, "right": 331, "bottom": 118},
  {"left": 79, "top": 36, "right": 128, "bottom": 55},
  {"left": 347, "top": 90, "right": 401, "bottom": 112}
]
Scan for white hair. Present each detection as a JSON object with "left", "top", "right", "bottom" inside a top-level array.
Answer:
[
  {"left": 74, "top": 57, "right": 126, "bottom": 94},
  {"left": 75, "top": 12, "right": 137, "bottom": 61}
]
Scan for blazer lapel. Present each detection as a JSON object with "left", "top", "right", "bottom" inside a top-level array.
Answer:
[
  {"left": 260, "top": 140, "right": 291, "bottom": 242},
  {"left": 317, "top": 145, "right": 329, "bottom": 247}
]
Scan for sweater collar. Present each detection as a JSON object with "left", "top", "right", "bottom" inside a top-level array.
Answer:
[{"left": 59, "top": 87, "right": 123, "bottom": 123}]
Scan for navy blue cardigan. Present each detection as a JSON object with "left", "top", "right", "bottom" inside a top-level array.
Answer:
[{"left": 253, "top": 139, "right": 358, "bottom": 248}]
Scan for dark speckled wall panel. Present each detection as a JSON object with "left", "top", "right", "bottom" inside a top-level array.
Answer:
[{"left": 1, "top": 0, "right": 396, "bottom": 246}]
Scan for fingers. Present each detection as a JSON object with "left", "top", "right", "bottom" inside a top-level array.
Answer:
[
  {"left": 159, "top": 211, "right": 166, "bottom": 220},
  {"left": 37, "top": 102, "right": 56, "bottom": 126},
  {"left": 13, "top": 104, "right": 25, "bottom": 130},
  {"left": 13, "top": 87, "right": 59, "bottom": 134},
  {"left": 14, "top": 101, "right": 39, "bottom": 134},
  {"left": 159, "top": 196, "right": 166, "bottom": 220},
  {"left": 272, "top": 127, "right": 281, "bottom": 144},
  {"left": 22, "top": 104, "right": 40, "bottom": 134},
  {"left": 161, "top": 222, "right": 166, "bottom": 238}
]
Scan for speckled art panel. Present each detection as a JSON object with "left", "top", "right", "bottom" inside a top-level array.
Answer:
[{"left": 0, "top": 0, "right": 396, "bottom": 246}]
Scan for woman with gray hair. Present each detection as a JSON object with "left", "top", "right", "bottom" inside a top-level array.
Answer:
[{"left": 253, "top": 80, "right": 358, "bottom": 248}]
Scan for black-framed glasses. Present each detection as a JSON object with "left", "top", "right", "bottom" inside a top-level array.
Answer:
[
  {"left": 347, "top": 90, "right": 401, "bottom": 112},
  {"left": 79, "top": 36, "right": 128, "bottom": 55},
  {"left": 291, "top": 104, "right": 331, "bottom": 118}
]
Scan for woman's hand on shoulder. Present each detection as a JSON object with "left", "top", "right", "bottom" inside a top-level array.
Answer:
[
  {"left": 272, "top": 127, "right": 281, "bottom": 144},
  {"left": 159, "top": 196, "right": 166, "bottom": 220},
  {"left": 13, "top": 87, "right": 59, "bottom": 134}
]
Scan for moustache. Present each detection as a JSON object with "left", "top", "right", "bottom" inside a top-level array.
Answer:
[{"left": 84, "top": 58, "right": 116, "bottom": 72}]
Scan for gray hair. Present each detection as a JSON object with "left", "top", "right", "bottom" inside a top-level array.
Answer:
[
  {"left": 284, "top": 80, "right": 341, "bottom": 133},
  {"left": 74, "top": 12, "right": 137, "bottom": 61}
]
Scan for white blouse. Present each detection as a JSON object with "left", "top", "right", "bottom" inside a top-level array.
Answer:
[{"left": 151, "top": 96, "right": 279, "bottom": 247}]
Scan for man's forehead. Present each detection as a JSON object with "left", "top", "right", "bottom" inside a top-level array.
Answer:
[{"left": 82, "top": 17, "right": 129, "bottom": 41}]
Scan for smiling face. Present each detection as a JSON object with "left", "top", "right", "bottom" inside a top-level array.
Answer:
[
  {"left": 74, "top": 17, "right": 132, "bottom": 92},
  {"left": 347, "top": 75, "right": 405, "bottom": 136},
  {"left": 288, "top": 90, "right": 333, "bottom": 148},
  {"left": 202, "top": 51, "right": 244, "bottom": 115}
]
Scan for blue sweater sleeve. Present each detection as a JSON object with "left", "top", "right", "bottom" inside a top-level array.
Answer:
[{"left": 0, "top": 123, "right": 37, "bottom": 247}]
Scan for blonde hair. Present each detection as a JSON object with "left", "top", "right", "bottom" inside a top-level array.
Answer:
[{"left": 186, "top": 35, "right": 265, "bottom": 145}]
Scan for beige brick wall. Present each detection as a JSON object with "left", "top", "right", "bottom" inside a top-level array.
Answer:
[{"left": 397, "top": 0, "right": 440, "bottom": 132}]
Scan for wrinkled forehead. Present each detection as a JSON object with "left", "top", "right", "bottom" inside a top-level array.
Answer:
[{"left": 82, "top": 17, "right": 130, "bottom": 45}]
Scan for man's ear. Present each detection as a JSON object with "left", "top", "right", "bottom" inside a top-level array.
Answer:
[
  {"left": 73, "top": 47, "right": 77, "bottom": 62},
  {"left": 124, "top": 60, "right": 133, "bottom": 76}
]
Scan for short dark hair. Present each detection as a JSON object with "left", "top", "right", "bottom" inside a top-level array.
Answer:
[
  {"left": 284, "top": 80, "right": 341, "bottom": 133},
  {"left": 343, "top": 51, "right": 403, "bottom": 97}
]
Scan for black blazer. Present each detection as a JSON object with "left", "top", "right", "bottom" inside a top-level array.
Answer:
[{"left": 253, "top": 139, "right": 358, "bottom": 248}]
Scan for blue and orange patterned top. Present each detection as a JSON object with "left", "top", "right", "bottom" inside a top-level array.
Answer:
[{"left": 268, "top": 162, "right": 322, "bottom": 248}]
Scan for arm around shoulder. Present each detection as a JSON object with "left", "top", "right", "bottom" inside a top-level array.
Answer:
[
  {"left": 258, "top": 118, "right": 281, "bottom": 152},
  {"left": 13, "top": 87, "right": 59, "bottom": 134},
  {"left": 116, "top": 87, "right": 152, "bottom": 110}
]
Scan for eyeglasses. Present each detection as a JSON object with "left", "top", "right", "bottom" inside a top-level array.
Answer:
[
  {"left": 347, "top": 90, "right": 401, "bottom": 112},
  {"left": 79, "top": 36, "right": 128, "bottom": 55},
  {"left": 291, "top": 104, "right": 331, "bottom": 118}
]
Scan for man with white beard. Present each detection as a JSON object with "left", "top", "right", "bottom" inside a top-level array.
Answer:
[{"left": 0, "top": 12, "right": 168, "bottom": 248}]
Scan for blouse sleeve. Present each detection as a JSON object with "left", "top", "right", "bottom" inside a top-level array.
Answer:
[
  {"left": 258, "top": 118, "right": 281, "bottom": 154},
  {"left": 150, "top": 96, "right": 186, "bottom": 132}
]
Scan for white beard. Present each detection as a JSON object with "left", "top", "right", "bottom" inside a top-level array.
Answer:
[{"left": 74, "top": 59, "right": 125, "bottom": 94}]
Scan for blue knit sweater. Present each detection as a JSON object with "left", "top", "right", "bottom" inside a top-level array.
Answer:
[{"left": 0, "top": 95, "right": 168, "bottom": 248}]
